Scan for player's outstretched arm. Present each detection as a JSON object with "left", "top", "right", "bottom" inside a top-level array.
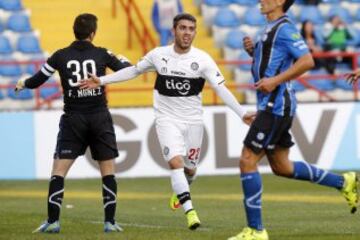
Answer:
[
  {"left": 213, "top": 83, "right": 256, "bottom": 125},
  {"left": 14, "top": 71, "right": 49, "bottom": 94},
  {"left": 79, "top": 66, "right": 141, "bottom": 89},
  {"left": 345, "top": 69, "right": 360, "bottom": 85}
]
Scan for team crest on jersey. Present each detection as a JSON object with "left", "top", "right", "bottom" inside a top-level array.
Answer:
[
  {"left": 257, "top": 132, "right": 265, "bottom": 141},
  {"left": 163, "top": 146, "right": 170, "bottom": 156},
  {"left": 190, "top": 62, "right": 199, "bottom": 71},
  {"left": 161, "top": 67, "right": 167, "bottom": 74}
]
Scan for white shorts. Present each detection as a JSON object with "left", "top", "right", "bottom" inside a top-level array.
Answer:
[{"left": 155, "top": 119, "right": 204, "bottom": 169}]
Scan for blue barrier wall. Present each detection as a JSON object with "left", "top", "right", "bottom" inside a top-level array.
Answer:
[{"left": 0, "top": 112, "right": 35, "bottom": 179}]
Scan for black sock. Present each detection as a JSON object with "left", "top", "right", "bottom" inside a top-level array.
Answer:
[
  {"left": 102, "top": 175, "right": 117, "bottom": 224},
  {"left": 47, "top": 175, "right": 64, "bottom": 223},
  {"left": 177, "top": 191, "right": 191, "bottom": 205}
]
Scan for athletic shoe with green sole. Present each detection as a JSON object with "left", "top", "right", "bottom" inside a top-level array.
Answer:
[
  {"left": 186, "top": 209, "right": 201, "bottom": 230},
  {"left": 228, "top": 227, "right": 269, "bottom": 240},
  {"left": 341, "top": 172, "right": 359, "bottom": 214},
  {"left": 169, "top": 193, "right": 181, "bottom": 210}
]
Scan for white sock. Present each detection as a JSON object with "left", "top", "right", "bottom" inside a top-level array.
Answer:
[{"left": 171, "top": 168, "right": 193, "bottom": 212}]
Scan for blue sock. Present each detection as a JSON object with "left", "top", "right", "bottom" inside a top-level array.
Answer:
[
  {"left": 293, "top": 161, "right": 344, "bottom": 189},
  {"left": 241, "top": 172, "right": 263, "bottom": 231}
]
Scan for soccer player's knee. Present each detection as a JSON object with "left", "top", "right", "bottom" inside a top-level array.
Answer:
[
  {"left": 184, "top": 167, "right": 196, "bottom": 176},
  {"left": 239, "top": 155, "right": 256, "bottom": 172},
  {"left": 270, "top": 163, "right": 292, "bottom": 177}
]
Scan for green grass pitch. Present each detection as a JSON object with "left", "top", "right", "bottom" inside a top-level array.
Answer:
[{"left": 0, "top": 174, "right": 359, "bottom": 240}]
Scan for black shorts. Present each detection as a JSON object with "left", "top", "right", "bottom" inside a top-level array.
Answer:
[
  {"left": 244, "top": 110, "right": 294, "bottom": 154},
  {"left": 54, "top": 110, "right": 119, "bottom": 161}
]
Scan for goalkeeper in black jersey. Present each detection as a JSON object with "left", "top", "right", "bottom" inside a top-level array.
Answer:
[{"left": 15, "top": 13, "right": 131, "bottom": 233}]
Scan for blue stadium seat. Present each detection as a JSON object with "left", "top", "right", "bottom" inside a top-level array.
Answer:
[
  {"left": 292, "top": 80, "right": 306, "bottom": 92},
  {"left": 299, "top": 6, "right": 324, "bottom": 24},
  {"left": 313, "top": 25, "right": 325, "bottom": 46},
  {"left": 0, "top": 0, "right": 23, "bottom": 11},
  {"left": 350, "top": 0, "right": 360, "bottom": 2},
  {"left": 16, "top": 34, "right": 42, "bottom": 53},
  {"left": 335, "top": 71, "right": 360, "bottom": 91},
  {"left": 333, "top": 64, "right": 355, "bottom": 90},
  {"left": 243, "top": 7, "right": 266, "bottom": 26},
  {"left": 23, "top": 56, "right": 45, "bottom": 74},
  {"left": 327, "top": 6, "right": 352, "bottom": 24},
  {"left": 231, "top": 0, "right": 257, "bottom": 6},
  {"left": 7, "top": 78, "right": 33, "bottom": 100},
  {"left": 225, "top": 30, "right": 245, "bottom": 49},
  {"left": 237, "top": 50, "right": 252, "bottom": 71},
  {"left": 7, "top": 13, "right": 31, "bottom": 32},
  {"left": 347, "top": 28, "right": 360, "bottom": 47},
  {"left": 40, "top": 79, "right": 60, "bottom": 99},
  {"left": 322, "top": 0, "right": 340, "bottom": 3},
  {"left": 213, "top": 8, "right": 240, "bottom": 27},
  {"left": 0, "top": 34, "right": 13, "bottom": 54},
  {"left": 0, "top": 58, "right": 22, "bottom": 76},
  {"left": 334, "top": 79, "right": 355, "bottom": 91},
  {"left": 307, "top": 69, "right": 335, "bottom": 91},
  {"left": 0, "top": 21, "right": 4, "bottom": 33},
  {"left": 24, "top": 63, "right": 37, "bottom": 75},
  {"left": 355, "top": 8, "right": 360, "bottom": 21},
  {"left": 203, "top": 0, "right": 231, "bottom": 7}
]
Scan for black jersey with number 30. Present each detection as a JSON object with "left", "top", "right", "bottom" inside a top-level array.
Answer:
[{"left": 42, "top": 41, "right": 130, "bottom": 113}]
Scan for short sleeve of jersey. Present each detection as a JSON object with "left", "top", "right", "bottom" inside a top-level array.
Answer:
[
  {"left": 103, "top": 48, "right": 132, "bottom": 71},
  {"left": 278, "top": 23, "right": 309, "bottom": 59},
  {"left": 135, "top": 49, "right": 157, "bottom": 73},
  {"left": 201, "top": 53, "right": 225, "bottom": 86}
]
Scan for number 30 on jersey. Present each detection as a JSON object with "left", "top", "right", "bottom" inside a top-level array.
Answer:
[{"left": 67, "top": 59, "right": 96, "bottom": 87}]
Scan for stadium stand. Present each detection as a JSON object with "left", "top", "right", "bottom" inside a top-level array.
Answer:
[
  {"left": 0, "top": 0, "right": 63, "bottom": 110},
  {"left": 200, "top": 0, "right": 360, "bottom": 102},
  {"left": 0, "top": 0, "right": 23, "bottom": 11},
  {"left": 2, "top": 0, "right": 360, "bottom": 110},
  {"left": 212, "top": 7, "right": 241, "bottom": 47},
  {"left": 16, "top": 33, "right": 41, "bottom": 54},
  {"left": 6, "top": 12, "right": 31, "bottom": 32},
  {"left": 0, "top": 34, "right": 12, "bottom": 54}
]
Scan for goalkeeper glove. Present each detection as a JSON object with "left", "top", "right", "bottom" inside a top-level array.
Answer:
[{"left": 14, "top": 75, "right": 30, "bottom": 93}]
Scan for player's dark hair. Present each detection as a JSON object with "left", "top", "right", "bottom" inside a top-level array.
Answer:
[
  {"left": 173, "top": 13, "right": 196, "bottom": 29},
  {"left": 73, "top": 13, "right": 97, "bottom": 40},
  {"left": 283, "top": 0, "right": 295, "bottom": 12}
]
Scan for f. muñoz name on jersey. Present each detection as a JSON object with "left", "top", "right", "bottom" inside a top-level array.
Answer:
[{"left": 135, "top": 45, "right": 225, "bottom": 124}]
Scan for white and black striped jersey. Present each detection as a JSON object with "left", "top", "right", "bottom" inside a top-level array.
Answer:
[
  {"left": 135, "top": 45, "right": 225, "bottom": 124},
  {"left": 24, "top": 40, "right": 131, "bottom": 113}
]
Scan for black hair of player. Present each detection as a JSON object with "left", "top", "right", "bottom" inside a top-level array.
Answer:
[
  {"left": 283, "top": 0, "right": 295, "bottom": 12},
  {"left": 73, "top": 13, "right": 98, "bottom": 40},
  {"left": 173, "top": 13, "right": 196, "bottom": 29}
]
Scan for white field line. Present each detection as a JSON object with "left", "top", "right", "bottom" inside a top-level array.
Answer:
[{"left": 89, "top": 220, "right": 212, "bottom": 231}]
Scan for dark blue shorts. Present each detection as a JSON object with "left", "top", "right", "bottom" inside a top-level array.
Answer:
[{"left": 244, "top": 110, "right": 294, "bottom": 154}]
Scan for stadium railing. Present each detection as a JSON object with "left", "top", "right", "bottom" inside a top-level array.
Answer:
[
  {"left": 0, "top": 51, "right": 358, "bottom": 110},
  {"left": 111, "top": 0, "right": 156, "bottom": 55}
]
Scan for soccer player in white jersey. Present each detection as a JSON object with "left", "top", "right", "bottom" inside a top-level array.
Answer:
[{"left": 80, "top": 13, "right": 255, "bottom": 230}]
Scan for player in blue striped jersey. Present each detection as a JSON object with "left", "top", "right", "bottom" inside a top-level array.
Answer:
[{"left": 229, "top": 1, "right": 359, "bottom": 240}]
